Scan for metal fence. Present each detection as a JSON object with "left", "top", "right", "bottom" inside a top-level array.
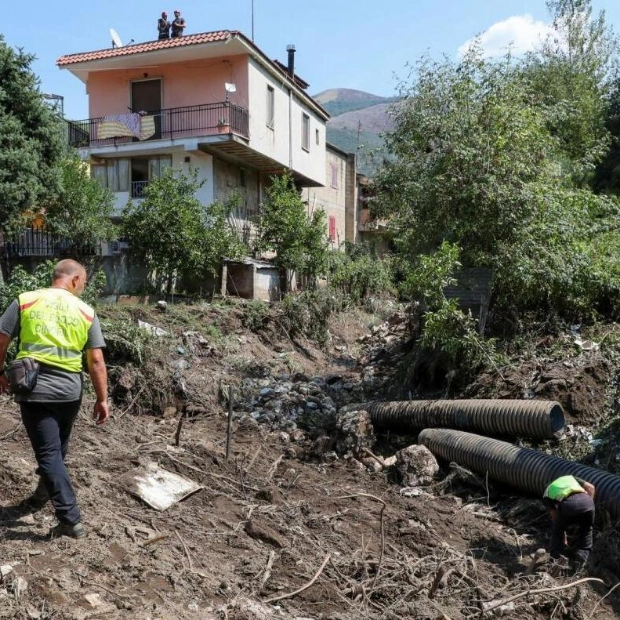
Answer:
[
  {"left": 68, "top": 102, "right": 250, "bottom": 148},
  {"left": 1, "top": 229, "right": 97, "bottom": 258}
]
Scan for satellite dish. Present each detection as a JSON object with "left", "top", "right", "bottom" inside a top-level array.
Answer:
[{"left": 110, "top": 28, "right": 123, "bottom": 48}]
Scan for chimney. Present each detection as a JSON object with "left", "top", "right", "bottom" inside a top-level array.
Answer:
[{"left": 286, "top": 44, "right": 296, "bottom": 78}]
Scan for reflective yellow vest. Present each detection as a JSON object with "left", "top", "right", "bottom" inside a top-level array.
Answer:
[
  {"left": 543, "top": 475, "right": 584, "bottom": 502},
  {"left": 17, "top": 288, "right": 94, "bottom": 373}
]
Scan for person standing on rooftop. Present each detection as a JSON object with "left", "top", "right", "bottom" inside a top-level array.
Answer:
[
  {"left": 157, "top": 11, "right": 171, "bottom": 40},
  {"left": 171, "top": 10, "right": 186, "bottom": 37}
]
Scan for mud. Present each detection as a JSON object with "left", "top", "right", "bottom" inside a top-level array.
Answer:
[{"left": 0, "top": 302, "right": 618, "bottom": 619}]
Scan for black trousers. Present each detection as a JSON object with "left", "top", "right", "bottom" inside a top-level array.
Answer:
[
  {"left": 550, "top": 492, "right": 595, "bottom": 563},
  {"left": 20, "top": 400, "right": 81, "bottom": 525}
]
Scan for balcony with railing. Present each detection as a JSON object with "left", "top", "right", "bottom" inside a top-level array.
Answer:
[
  {"left": 131, "top": 180, "right": 149, "bottom": 199},
  {"left": 67, "top": 102, "right": 249, "bottom": 149}
]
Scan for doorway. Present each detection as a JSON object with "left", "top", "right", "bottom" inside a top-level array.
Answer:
[{"left": 131, "top": 79, "right": 162, "bottom": 139}]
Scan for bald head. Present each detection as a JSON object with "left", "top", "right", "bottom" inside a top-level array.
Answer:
[
  {"left": 52, "top": 260, "right": 87, "bottom": 296},
  {"left": 53, "top": 259, "right": 86, "bottom": 281}
]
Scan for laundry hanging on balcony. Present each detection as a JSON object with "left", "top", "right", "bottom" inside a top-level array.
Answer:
[{"left": 97, "top": 113, "right": 156, "bottom": 141}]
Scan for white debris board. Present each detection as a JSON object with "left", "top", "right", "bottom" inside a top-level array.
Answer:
[{"left": 119, "top": 463, "right": 202, "bottom": 511}]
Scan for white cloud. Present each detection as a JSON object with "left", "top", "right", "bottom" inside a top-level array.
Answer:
[{"left": 458, "top": 14, "right": 553, "bottom": 59}]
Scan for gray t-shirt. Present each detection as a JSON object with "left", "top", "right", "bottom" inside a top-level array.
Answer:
[{"left": 0, "top": 299, "right": 105, "bottom": 402}]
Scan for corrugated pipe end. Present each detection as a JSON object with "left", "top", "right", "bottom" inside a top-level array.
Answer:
[{"left": 549, "top": 402, "right": 565, "bottom": 438}]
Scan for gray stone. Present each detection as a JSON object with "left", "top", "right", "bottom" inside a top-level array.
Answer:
[
  {"left": 395, "top": 445, "right": 439, "bottom": 487},
  {"left": 335, "top": 409, "right": 375, "bottom": 455}
]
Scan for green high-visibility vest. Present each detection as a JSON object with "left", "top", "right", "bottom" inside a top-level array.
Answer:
[
  {"left": 17, "top": 288, "right": 94, "bottom": 373},
  {"left": 543, "top": 475, "right": 584, "bottom": 502}
]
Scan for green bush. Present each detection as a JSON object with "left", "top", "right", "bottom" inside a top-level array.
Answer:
[
  {"left": 241, "top": 300, "right": 270, "bottom": 332},
  {"left": 327, "top": 243, "right": 395, "bottom": 303},
  {"left": 99, "top": 317, "right": 156, "bottom": 367},
  {"left": 0, "top": 262, "right": 55, "bottom": 313},
  {"left": 280, "top": 289, "right": 345, "bottom": 347},
  {"left": 0, "top": 262, "right": 106, "bottom": 314},
  {"left": 405, "top": 242, "right": 503, "bottom": 378}
]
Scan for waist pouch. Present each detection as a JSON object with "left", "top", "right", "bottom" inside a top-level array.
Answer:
[{"left": 8, "top": 358, "right": 40, "bottom": 394}]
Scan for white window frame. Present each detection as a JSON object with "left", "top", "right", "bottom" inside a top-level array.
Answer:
[
  {"left": 267, "top": 85, "right": 275, "bottom": 129},
  {"left": 302, "top": 113, "right": 310, "bottom": 152}
]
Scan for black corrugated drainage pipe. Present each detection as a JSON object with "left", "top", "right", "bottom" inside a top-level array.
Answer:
[
  {"left": 366, "top": 400, "right": 564, "bottom": 440},
  {"left": 419, "top": 429, "right": 620, "bottom": 519}
]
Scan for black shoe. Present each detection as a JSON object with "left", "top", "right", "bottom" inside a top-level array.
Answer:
[
  {"left": 5, "top": 481, "right": 50, "bottom": 518},
  {"left": 24, "top": 479, "right": 50, "bottom": 510},
  {"left": 50, "top": 522, "right": 86, "bottom": 539}
]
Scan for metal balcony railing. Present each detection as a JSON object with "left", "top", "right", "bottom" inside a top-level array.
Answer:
[
  {"left": 131, "top": 180, "right": 149, "bottom": 199},
  {"left": 67, "top": 102, "right": 249, "bottom": 148},
  {"left": 1, "top": 228, "right": 97, "bottom": 258}
]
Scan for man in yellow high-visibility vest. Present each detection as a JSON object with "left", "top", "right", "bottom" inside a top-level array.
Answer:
[
  {"left": 542, "top": 475, "right": 595, "bottom": 571},
  {"left": 0, "top": 259, "right": 109, "bottom": 539}
]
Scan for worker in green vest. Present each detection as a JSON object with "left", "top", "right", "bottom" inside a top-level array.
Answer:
[
  {"left": 0, "top": 259, "right": 109, "bottom": 539},
  {"left": 542, "top": 475, "right": 595, "bottom": 571}
]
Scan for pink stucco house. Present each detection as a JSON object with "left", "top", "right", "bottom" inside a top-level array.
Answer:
[{"left": 57, "top": 30, "right": 331, "bottom": 240}]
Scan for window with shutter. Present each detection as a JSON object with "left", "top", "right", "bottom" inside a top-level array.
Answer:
[{"left": 329, "top": 215, "right": 336, "bottom": 241}]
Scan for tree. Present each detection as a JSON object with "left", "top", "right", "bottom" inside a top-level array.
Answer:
[
  {"left": 377, "top": 50, "right": 557, "bottom": 267},
  {"left": 200, "top": 194, "right": 247, "bottom": 274},
  {"left": 121, "top": 168, "right": 245, "bottom": 294},
  {"left": 377, "top": 45, "right": 620, "bottom": 321},
  {"left": 44, "top": 154, "right": 117, "bottom": 246},
  {"left": 0, "top": 36, "right": 65, "bottom": 232},
  {"left": 255, "top": 172, "right": 328, "bottom": 290},
  {"left": 524, "top": 0, "right": 616, "bottom": 183}
]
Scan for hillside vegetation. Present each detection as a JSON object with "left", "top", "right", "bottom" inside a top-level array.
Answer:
[{"left": 314, "top": 88, "right": 395, "bottom": 174}]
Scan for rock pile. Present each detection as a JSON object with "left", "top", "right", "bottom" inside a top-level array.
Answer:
[
  {"left": 357, "top": 310, "right": 409, "bottom": 396},
  {"left": 233, "top": 373, "right": 364, "bottom": 434}
]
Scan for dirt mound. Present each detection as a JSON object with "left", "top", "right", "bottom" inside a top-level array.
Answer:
[
  {"left": 465, "top": 351, "right": 612, "bottom": 427},
  {"left": 1, "top": 302, "right": 619, "bottom": 619}
]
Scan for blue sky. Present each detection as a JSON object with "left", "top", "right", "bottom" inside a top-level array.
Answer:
[{"left": 3, "top": 0, "right": 620, "bottom": 120}]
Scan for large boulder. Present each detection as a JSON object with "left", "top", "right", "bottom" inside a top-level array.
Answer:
[{"left": 395, "top": 445, "right": 439, "bottom": 487}]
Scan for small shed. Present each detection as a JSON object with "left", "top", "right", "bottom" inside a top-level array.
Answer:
[{"left": 223, "top": 258, "right": 281, "bottom": 301}]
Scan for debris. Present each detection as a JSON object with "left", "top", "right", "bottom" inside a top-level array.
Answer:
[
  {"left": 118, "top": 463, "right": 202, "bottom": 510},
  {"left": 138, "top": 320, "right": 169, "bottom": 337},
  {"left": 335, "top": 409, "right": 375, "bottom": 455},
  {"left": 399, "top": 487, "right": 428, "bottom": 498},
  {"left": 83, "top": 593, "right": 105, "bottom": 609},
  {"left": 244, "top": 519, "right": 286, "bottom": 549},
  {"left": 574, "top": 336, "right": 599, "bottom": 351},
  {"left": 263, "top": 554, "right": 331, "bottom": 604},
  {"left": 525, "top": 548, "right": 548, "bottom": 575},
  {"left": 9, "top": 576, "right": 27, "bottom": 600},
  {"left": 481, "top": 600, "right": 515, "bottom": 616},
  {"left": 395, "top": 445, "right": 439, "bottom": 487},
  {"left": 142, "top": 533, "right": 172, "bottom": 547}
]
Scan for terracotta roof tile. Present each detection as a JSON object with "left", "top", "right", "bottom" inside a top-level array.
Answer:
[{"left": 57, "top": 31, "right": 233, "bottom": 66}]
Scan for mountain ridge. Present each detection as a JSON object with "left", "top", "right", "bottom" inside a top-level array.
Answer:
[{"left": 314, "top": 88, "right": 396, "bottom": 175}]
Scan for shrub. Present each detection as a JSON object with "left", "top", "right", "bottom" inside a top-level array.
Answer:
[
  {"left": 327, "top": 242, "right": 395, "bottom": 303},
  {"left": 241, "top": 300, "right": 270, "bottom": 332},
  {"left": 280, "top": 289, "right": 345, "bottom": 347}
]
